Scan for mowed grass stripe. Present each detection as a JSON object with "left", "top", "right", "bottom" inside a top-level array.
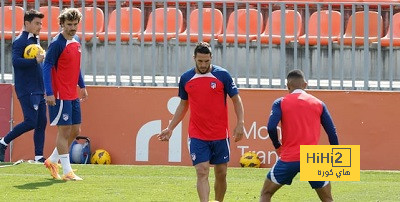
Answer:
[{"left": 0, "top": 163, "right": 399, "bottom": 201}]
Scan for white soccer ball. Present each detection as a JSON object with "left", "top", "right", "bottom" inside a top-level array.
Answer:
[{"left": 71, "top": 143, "right": 83, "bottom": 163}]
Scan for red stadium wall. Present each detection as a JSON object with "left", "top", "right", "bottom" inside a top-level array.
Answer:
[
  {"left": 0, "top": 84, "right": 12, "bottom": 162},
  {"left": 9, "top": 86, "right": 400, "bottom": 170}
]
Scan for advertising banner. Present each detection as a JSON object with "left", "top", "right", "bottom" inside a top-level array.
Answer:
[{"left": 10, "top": 87, "right": 400, "bottom": 170}]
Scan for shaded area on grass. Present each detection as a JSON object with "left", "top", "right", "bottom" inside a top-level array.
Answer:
[{"left": 14, "top": 179, "right": 66, "bottom": 190}]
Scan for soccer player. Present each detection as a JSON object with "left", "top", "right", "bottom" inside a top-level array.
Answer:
[
  {"left": 42, "top": 8, "right": 88, "bottom": 181},
  {"left": 157, "top": 42, "right": 245, "bottom": 202},
  {"left": 259, "top": 69, "right": 339, "bottom": 202},
  {"left": 0, "top": 9, "right": 46, "bottom": 163}
]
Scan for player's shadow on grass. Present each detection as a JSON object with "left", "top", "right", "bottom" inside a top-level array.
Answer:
[{"left": 14, "top": 179, "right": 65, "bottom": 190}]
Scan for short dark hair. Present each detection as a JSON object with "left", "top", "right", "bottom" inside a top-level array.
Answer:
[
  {"left": 194, "top": 42, "right": 212, "bottom": 56},
  {"left": 287, "top": 69, "right": 305, "bottom": 80},
  {"left": 24, "top": 9, "right": 44, "bottom": 23},
  {"left": 59, "top": 8, "right": 82, "bottom": 26}
]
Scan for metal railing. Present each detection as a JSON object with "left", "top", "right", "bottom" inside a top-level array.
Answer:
[{"left": 1, "top": 0, "right": 400, "bottom": 90}]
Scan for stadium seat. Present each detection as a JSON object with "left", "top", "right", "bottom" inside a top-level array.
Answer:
[
  {"left": 130, "top": 0, "right": 191, "bottom": 6},
  {"left": 77, "top": 7, "right": 104, "bottom": 41},
  {"left": 342, "top": 11, "right": 383, "bottom": 46},
  {"left": 217, "top": 8, "right": 263, "bottom": 44},
  {"left": 13, "top": 0, "right": 35, "bottom": 2},
  {"left": 381, "top": 12, "right": 400, "bottom": 47},
  {"left": 83, "top": 0, "right": 115, "bottom": 2},
  {"left": 236, "top": 0, "right": 272, "bottom": 6},
  {"left": 360, "top": 0, "right": 397, "bottom": 9},
  {"left": 178, "top": 8, "right": 223, "bottom": 43},
  {"left": 98, "top": 7, "right": 142, "bottom": 42},
  {"left": 319, "top": 0, "right": 363, "bottom": 8},
  {"left": 0, "top": 6, "right": 24, "bottom": 40},
  {"left": 48, "top": 0, "right": 108, "bottom": 3},
  {"left": 50, "top": 0, "right": 76, "bottom": 2},
  {"left": 259, "top": 10, "right": 302, "bottom": 44},
  {"left": 138, "top": 7, "right": 184, "bottom": 42},
  {"left": 39, "top": 6, "right": 61, "bottom": 40},
  {"left": 298, "top": 10, "right": 341, "bottom": 46}
]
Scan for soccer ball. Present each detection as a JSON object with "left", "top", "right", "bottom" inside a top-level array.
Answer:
[
  {"left": 239, "top": 151, "right": 261, "bottom": 168},
  {"left": 90, "top": 149, "right": 111, "bottom": 165},
  {"left": 23, "top": 44, "right": 45, "bottom": 59}
]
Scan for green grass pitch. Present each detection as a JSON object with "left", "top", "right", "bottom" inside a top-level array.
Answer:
[{"left": 0, "top": 162, "right": 399, "bottom": 201}]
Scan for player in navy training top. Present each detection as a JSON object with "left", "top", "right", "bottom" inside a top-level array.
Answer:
[
  {"left": 157, "top": 42, "right": 245, "bottom": 202},
  {"left": 42, "top": 8, "right": 87, "bottom": 181},
  {"left": 0, "top": 9, "right": 46, "bottom": 163},
  {"left": 260, "top": 69, "right": 339, "bottom": 202}
]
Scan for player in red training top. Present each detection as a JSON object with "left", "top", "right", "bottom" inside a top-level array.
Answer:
[
  {"left": 260, "top": 69, "right": 339, "bottom": 202},
  {"left": 42, "top": 8, "right": 88, "bottom": 181},
  {"left": 157, "top": 42, "right": 245, "bottom": 202}
]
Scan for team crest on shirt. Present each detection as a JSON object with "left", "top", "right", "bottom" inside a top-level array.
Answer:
[
  {"left": 210, "top": 82, "right": 217, "bottom": 89},
  {"left": 33, "top": 104, "right": 38, "bottom": 111},
  {"left": 191, "top": 153, "right": 196, "bottom": 161},
  {"left": 62, "top": 113, "right": 69, "bottom": 121}
]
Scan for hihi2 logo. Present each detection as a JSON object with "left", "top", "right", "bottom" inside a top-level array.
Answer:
[{"left": 300, "top": 145, "right": 360, "bottom": 181}]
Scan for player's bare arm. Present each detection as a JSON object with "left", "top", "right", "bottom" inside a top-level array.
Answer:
[
  {"left": 157, "top": 99, "right": 189, "bottom": 141},
  {"left": 231, "top": 94, "right": 245, "bottom": 142}
]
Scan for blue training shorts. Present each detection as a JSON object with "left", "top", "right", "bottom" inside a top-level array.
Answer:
[
  {"left": 48, "top": 98, "right": 81, "bottom": 126},
  {"left": 267, "top": 159, "right": 329, "bottom": 189},
  {"left": 188, "top": 138, "right": 230, "bottom": 166}
]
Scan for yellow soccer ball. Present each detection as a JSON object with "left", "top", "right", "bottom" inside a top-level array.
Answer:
[
  {"left": 90, "top": 149, "right": 111, "bottom": 165},
  {"left": 239, "top": 151, "right": 261, "bottom": 168},
  {"left": 23, "top": 44, "right": 45, "bottom": 59}
]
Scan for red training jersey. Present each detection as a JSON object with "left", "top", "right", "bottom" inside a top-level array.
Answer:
[
  {"left": 44, "top": 34, "right": 82, "bottom": 100},
  {"left": 178, "top": 65, "right": 238, "bottom": 141}
]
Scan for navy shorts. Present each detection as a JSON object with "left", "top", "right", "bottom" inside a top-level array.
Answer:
[
  {"left": 188, "top": 138, "right": 230, "bottom": 166},
  {"left": 48, "top": 98, "right": 81, "bottom": 126},
  {"left": 267, "top": 159, "right": 329, "bottom": 189}
]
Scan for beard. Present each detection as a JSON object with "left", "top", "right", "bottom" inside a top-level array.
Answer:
[{"left": 196, "top": 64, "right": 210, "bottom": 74}]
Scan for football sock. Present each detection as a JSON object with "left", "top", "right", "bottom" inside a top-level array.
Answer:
[
  {"left": 0, "top": 138, "right": 7, "bottom": 146},
  {"left": 59, "top": 154, "right": 73, "bottom": 175},
  {"left": 35, "top": 155, "right": 44, "bottom": 161},
  {"left": 48, "top": 148, "right": 60, "bottom": 163}
]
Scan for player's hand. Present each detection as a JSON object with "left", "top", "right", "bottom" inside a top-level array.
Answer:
[
  {"left": 233, "top": 123, "right": 244, "bottom": 142},
  {"left": 36, "top": 52, "right": 45, "bottom": 63},
  {"left": 157, "top": 128, "right": 172, "bottom": 141},
  {"left": 45, "top": 95, "right": 56, "bottom": 106},
  {"left": 80, "top": 88, "right": 88, "bottom": 102}
]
